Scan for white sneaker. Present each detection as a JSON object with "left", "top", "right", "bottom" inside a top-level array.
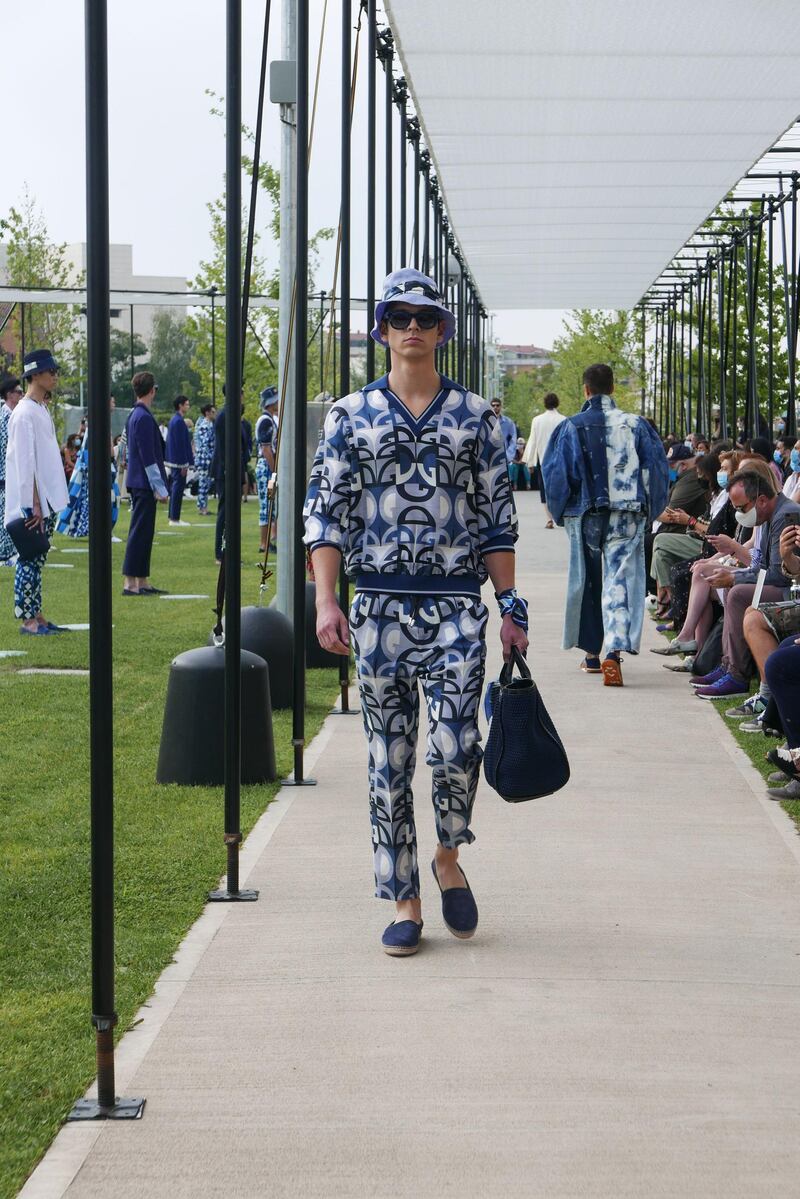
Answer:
[{"left": 168, "top": 520, "right": 190, "bottom": 527}]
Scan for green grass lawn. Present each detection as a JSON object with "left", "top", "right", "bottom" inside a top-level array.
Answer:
[
  {"left": 653, "top": 620, "right": 800, "bottom": 833},
  {"left": 0, "top": 499, "right": 341, "bottom": 1199}
]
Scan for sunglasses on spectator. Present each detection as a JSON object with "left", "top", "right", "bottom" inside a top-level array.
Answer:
[{"left": 385, "top": 310, "right": 441, "bottom": 331}]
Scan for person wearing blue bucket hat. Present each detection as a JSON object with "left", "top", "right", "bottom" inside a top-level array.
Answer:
[
  {"left": 4, "top": 350, "right": 70, "bottom": 633},
  {"left": 255, "top": 386, "right": 278, "bottom": 552},
  {"left": 304, "top": 268, "right": 529, "bottom": 957}
]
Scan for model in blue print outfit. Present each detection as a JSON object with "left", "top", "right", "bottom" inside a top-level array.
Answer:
[
  {"left": 255, "top": 386, "right": 278, "bottom": 552},
  {"left": 164, "top": 395, "right": 194, "bottom": 525},
  {"left": 193, "top": 403, "right": 216, "bottom": 514},
  {"left": 57, "top": 396, "right": 120, "bottom": 538},
  {"left": 542, "top": 362, "right": 669, "bottom": 687},
  {"left": 304, "top": 269, "right": 528, "bottom": 957}
]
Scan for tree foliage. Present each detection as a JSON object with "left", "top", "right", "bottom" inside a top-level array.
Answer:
[
  {"left": 0, "top": 189, "right": 84, "bottom": 419},
  {"left": 144, "top": 311, "right": 201, "bottom": 415}
]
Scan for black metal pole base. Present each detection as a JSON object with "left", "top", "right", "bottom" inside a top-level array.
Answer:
[
  {"left": 67, "top": 1096, "right": 145, "bottom": 1121},
  {"left": 208, "top": 886, "right": 259, "bottom": 902},
  {"left": 282, "top": 776, "right": 318, "bottom": 786},
  {"left": 332, "top": 707, "right": 360, "bottom": 716}
]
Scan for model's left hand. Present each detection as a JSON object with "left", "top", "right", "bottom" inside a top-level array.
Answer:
[
  {"left": 707, "top": 568, "right": 735, "bottom": 589},
  {"left": 500, "top": 613, "right": 528, "bottom": 662}
]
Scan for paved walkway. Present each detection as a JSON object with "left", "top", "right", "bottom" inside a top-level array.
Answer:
[{"left": 24, "top": 492, "right": 800, "bottom": 1198}]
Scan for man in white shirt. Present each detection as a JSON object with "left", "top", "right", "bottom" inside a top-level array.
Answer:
[
  {"left": 5, "top": 349, "right": 70, "bottom": 634},
  {"left": 524, "top": 392, "right": 565, "bottom": 528}
]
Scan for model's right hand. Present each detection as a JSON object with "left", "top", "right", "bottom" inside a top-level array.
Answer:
[{"left": 316, "top": 596, "right": 350, "bottom": 655}]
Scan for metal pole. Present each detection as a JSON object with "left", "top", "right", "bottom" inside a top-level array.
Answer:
[
  {"left": 241, "top": 0, "right": 272, "bottom": 375},
  {"left": 412, "top": 123, "right": 420, "bottom": 270},
  {"left": 129, "top": 304, "right": 135, "bottom": 379},
  {"left": 383, "top": 33, "right": 393, "bottom": 275},
  {"left": 640, "top": 306, "right": 646, "bottom": 416},
  {"left": 209, "top": 0, "right": 257, "bottom": 901},
  {"left": 336, "top": 0, "right": 354, "bottom": 716},
  {"left": 286, "top": 0, "right": 316, "bottom": 787},
  {"left": 319, "top": 289, "right": 325, "bottom": 394},
  {"left": 366, "top": 0, "right": 376, "bottom": 382},
  {"left": 68, "top": 0, "right": 144, "bottom": 1122},
  {"left": 422, "top": 155, "right": 430, "bottom": 275},
  {"left": 768, "top": 198, "right": 775, "bottom": 433},
  {"left": 210, "top": 288, "right": 217, "bottom": 405},
  {"left": 398, "top": 83, "right": 407, "bottom": 266},
  {"left": 276, "top": 0, "right": 297, "bottom": 617}
]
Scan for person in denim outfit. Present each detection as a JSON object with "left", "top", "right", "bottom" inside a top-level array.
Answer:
[{"left": 542, "top": 363, "right": 669, "bottom": 686}]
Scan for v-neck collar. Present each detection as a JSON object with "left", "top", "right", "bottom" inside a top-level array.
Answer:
[{"left": 385, "top": 385, "right": 446, "bottom": 434}]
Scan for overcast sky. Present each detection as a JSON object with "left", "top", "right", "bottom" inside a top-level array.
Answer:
[{"left": 2, "top": 1, "right": 568, "bottom": 349}]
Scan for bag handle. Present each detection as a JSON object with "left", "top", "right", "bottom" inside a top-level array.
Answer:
[{"left": 499, "top": 645, "right": 531, "bottom": 686}]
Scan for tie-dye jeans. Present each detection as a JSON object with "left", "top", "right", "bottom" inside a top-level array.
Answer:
[
  {"left": 562, "top": 509, "right": 646, "bottom": 657},
  {"left": 349, "top": 591, "right": 488, "bottom": 901}
]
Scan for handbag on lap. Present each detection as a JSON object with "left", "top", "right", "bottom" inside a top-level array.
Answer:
[{"left": 483, "top": 647, "right": 570, "bottom": 803}]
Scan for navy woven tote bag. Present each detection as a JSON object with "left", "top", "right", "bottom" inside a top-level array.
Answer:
[{"left": 483, "top": 648, "right": 570, "bottom": 803}]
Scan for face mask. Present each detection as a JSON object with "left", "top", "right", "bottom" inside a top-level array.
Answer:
[
  {"left": 791, "top": 450, "right": 800, "bottom": 473},
  {"left": 685, "top": 438, "right": 694, "bottom": 449},
  {"left": 774, "top": 450, "right": 783, "bottom": 464},
  {"left": 717, "top": 471, "right": 728, "bottom": 488},
  {"left": 668, "top": 468, "right": 678, "bottom": 483},
  {"left": 735, "top": 505, "right": 759, "bottom": 529}
]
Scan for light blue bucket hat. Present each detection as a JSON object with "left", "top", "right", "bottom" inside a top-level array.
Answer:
[{"left": 371, "top": 268, "right": 456, "bottom": 347}]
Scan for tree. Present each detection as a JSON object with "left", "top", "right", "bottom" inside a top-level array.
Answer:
[
  {"left": 145, "top": 311, "right": 201, "bottom": 414},
  {"left": 549, "top": 310, "right": 641, "bottom": 416},
  {"left": 188, "top": 94, "right": 334, "bottom": 433},
  {"left": 109, "top": 325, "right": 148, "bottom": 406},
  {"left": 0, "top": 189, "right": 84, "bottom": 435}
]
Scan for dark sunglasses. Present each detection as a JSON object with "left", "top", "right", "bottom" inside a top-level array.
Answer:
[{"left": 385, "top": 310, "right": 441, "bottom": 331}]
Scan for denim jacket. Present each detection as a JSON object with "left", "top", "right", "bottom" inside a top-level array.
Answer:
[{"left": 542, "top": 395, "right": 669, "bottom": 525}]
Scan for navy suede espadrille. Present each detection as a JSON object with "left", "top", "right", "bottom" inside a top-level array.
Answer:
[
  {"left": 431, "top": 859, "right": 478, "bottom": 939},
  {"left": 382, "top": 919, "right": 423, "bottom": 956}
]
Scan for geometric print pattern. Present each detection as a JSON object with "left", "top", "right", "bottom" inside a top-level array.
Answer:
[
  {"left": 57, "top": 433, "right": 120, "bottom": 538},
  {"left": 256, "top": 455, "right": 272, "bottom": 527},
  {"left": 304, "top": 375, "right": 517, "bottom": 585},
  {"left": 194, "top": 416, "right": 215, "bottom": 513},
  {"left": 14, "top": 513, "right": 57, "bottom": 619},
  {"left": 349, "top": 591, "right": 488, "bottom": 900}
]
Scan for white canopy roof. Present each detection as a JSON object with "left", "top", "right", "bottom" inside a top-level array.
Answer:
[{"left": 385, "top": 0, "right": 800, "bottom": 310}]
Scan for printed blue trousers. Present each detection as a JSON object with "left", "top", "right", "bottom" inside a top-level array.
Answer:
[
  {"left": 349, "top": 592, "right": 488, "bottom": 901},
  {"left": 0, "top": 485, "right": 16, "bottom": 561},
  {"left": 256, "top": 457, "right": 272, "bottom": 527},
  {"left": 563, "top": 509, "right": 646, "bottom": 656},
  {"left": 196, "top": 466, "right": 211, "bottom": 511},
  {"left": 14, "top": 514, "right": 56, "bottom": 619}
]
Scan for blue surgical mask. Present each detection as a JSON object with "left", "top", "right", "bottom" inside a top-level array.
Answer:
[
  {"left": 791, "top": 450, "right": 800, "bottom": 474},
  {"left": 773, "top": 450, "right": 784, "bottom": 464},
  {"left": 669, "top": 468, "right": 678, "bottom": 484},
  {"left": 716, "top": 471, "right": 728, "bottom": 488}
]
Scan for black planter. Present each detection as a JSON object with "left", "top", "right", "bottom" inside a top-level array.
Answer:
[
  {"left": 156, "top": 645, "right": 277, "bottom": 785},
  {"left": 209, "top": 606, "right": 294, "bottom": 709}
]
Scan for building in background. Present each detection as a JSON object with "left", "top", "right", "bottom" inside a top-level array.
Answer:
[
  {"left": 497, "top": 343, "right": 554, "bottom": 377},
  {"left": 64, "top": 243, "right": 187, "bottom": 348}
]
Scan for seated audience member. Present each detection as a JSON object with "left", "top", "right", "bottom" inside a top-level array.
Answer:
[
  {"left": 646, "top": 443, "right": 708, "bottom": 617},
  {"left": 692, "top": 466, "right": 800, "bottom": 699},
  {"left": 651, "top": 453, "right": 722, "bottom": 613},
  {"left": 781, "top": 439, "right": 800, "bottom": 502},
  {"left": 62, "top": 435, "right": 80, "bottom": 481},
  {"left": 762, "top": 631, "right": 800, "bottom": 795},
  {"left": 654, "top": 452, "right": 740, "bottom": 647},
  {"left": 747, "top": 435, "right": 784, "bottom": 490},
  {"left": 730, "top": 523, "right": 800, "bottom": 730}
]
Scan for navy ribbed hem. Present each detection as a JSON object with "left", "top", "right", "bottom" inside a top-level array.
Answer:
[{"left": 355, "top": 571, "right": 481, "bottom": 598}]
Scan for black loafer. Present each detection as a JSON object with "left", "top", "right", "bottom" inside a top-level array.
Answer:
[{"left": 431, "top": 859, "right": 478, "bottom": 939}]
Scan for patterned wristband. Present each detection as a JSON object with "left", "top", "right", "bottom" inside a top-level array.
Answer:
[{"left": 495, "top": 587, "right": 529, "bottom": 631}]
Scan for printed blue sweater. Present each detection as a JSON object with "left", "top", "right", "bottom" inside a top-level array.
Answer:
[
  {"left": 303, "top": 375, "right": 517, "bottom": 596},
  {"left": 542, "top": 394, "right": 669, "bottom": 525}
]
